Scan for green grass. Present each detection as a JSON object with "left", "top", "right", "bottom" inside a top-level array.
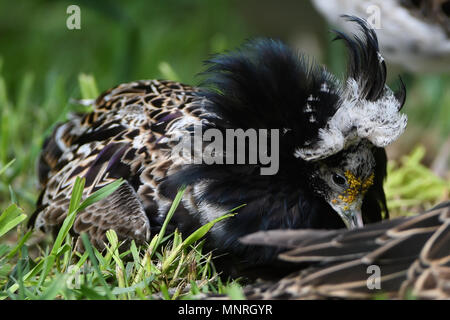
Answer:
[
  {"left": 385, "top": 146, "right": 450, "bottom": 217},
  {"left": 0, "top": 177, "right": 243, "bottom": 300}
]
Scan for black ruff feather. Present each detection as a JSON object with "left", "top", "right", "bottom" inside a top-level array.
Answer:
[{"left": 198, "top": 38, "right": 341, "bottom": 149}]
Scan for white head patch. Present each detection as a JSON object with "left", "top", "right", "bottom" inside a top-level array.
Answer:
[{"left": 295, "top": 78, "right": 407, "bottom": 161}]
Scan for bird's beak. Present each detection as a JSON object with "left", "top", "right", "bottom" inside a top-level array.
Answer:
[
  {"left": 340, "top": 206, "right": 364, "bottom": 229},
  {"left": 330, "top": 201, "right": 364, "bottom": 229}
]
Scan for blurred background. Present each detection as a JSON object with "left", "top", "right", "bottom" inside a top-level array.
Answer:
[{"left": 0, "top": 0, "right": 448, "bottom": 216}]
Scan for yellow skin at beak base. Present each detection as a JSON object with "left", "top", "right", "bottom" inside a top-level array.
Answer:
[{"left": 331, "top": 171, "right": 375, "bottom": 229}]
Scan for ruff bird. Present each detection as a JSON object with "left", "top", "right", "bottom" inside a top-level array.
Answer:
[{"left": 31, "top": 17, "right": 407, "bottom": 275}]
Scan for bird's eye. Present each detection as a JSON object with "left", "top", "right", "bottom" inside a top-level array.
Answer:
[{"left": 332, "top": 173, "right": 346, "bottom": 186}]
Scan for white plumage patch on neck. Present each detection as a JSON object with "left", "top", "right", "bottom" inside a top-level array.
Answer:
[{"left": 295, "top": 78, "right": 407, "bottom": 161}]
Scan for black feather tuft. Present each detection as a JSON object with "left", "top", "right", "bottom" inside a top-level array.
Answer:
[
  {"left": 334, "top": 15, "right": 387, "bottom": 101},
  {"left": 198, "top": 38, "right": 341, "bottom": 149}
]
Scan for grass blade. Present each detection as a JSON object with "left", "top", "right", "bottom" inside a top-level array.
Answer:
[
  {"left": 0, "top": 159, "right": 15, "bottom": 176},
  {"left": 80, "top": 233, "right": 115, "bottom": 300},
  {"left": 0, "top": 204, "right": 27, "bottom": 238},
  {"left": 152, "top": 186, "right": 186, "bottom": 256},
  {"left": 78, "top": 74, "right": 99, "bottom": 100},
  {"left": 162, "top": 211, "right": 237, "bottom": 272},
  {"left": 76, "top": 179, "right": 123, "bottom": 213}
]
